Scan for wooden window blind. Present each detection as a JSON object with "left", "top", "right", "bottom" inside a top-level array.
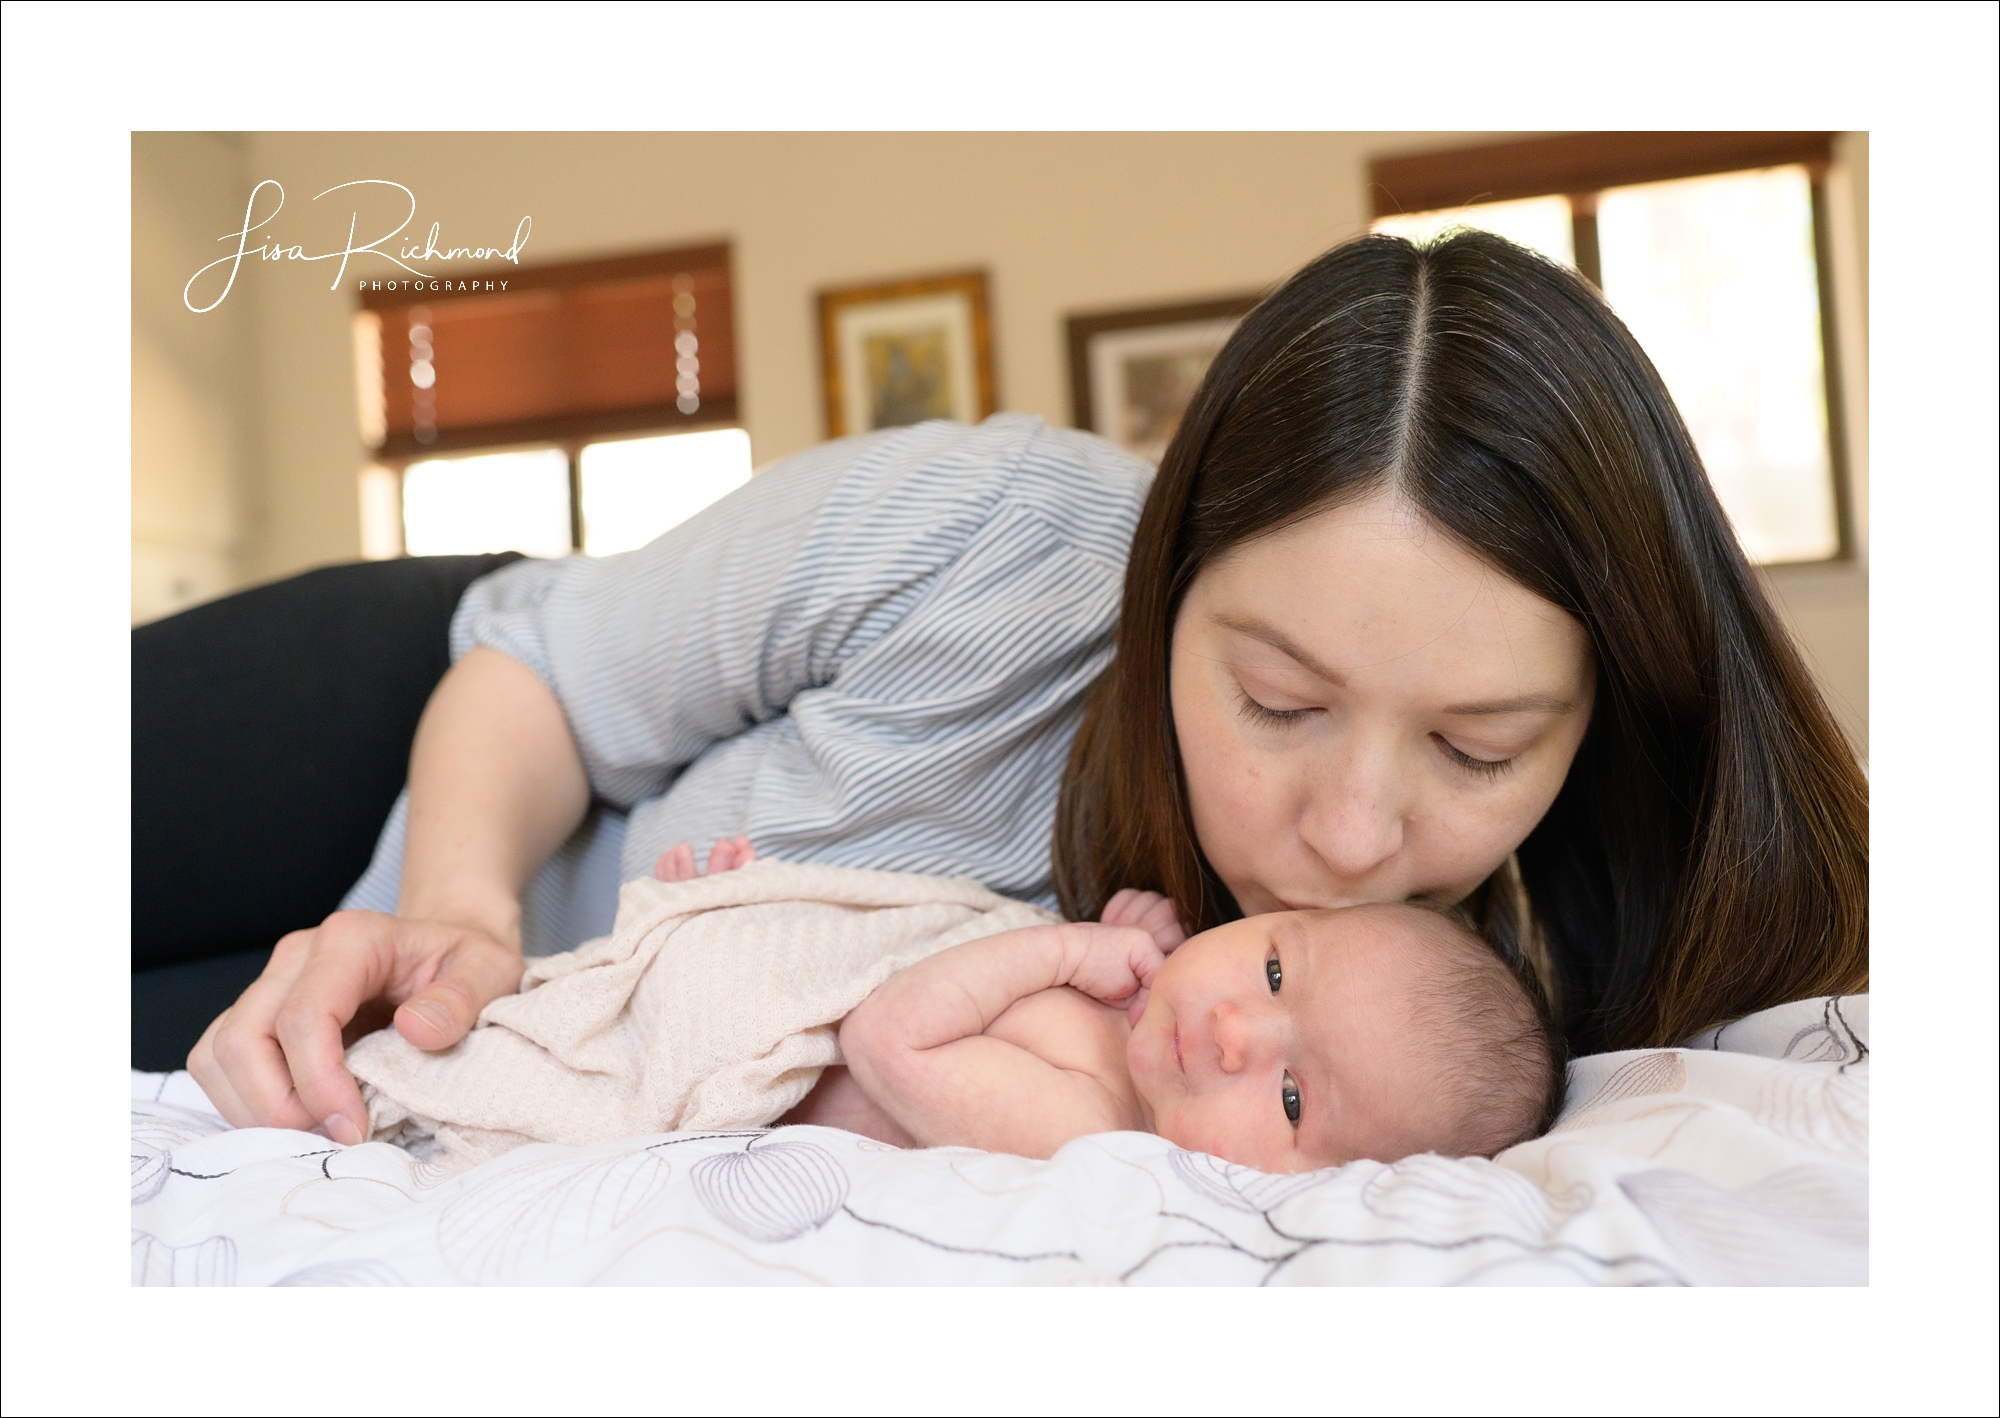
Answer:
[
  {"left": 357, "top": 242, "right": 737, "bottom": 461},
  {"left": 1368, "top": 132, "right": 1836, "bottom": 219}
]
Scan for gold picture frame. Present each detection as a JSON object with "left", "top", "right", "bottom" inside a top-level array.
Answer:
[{"left": 817, "top": 269, "right": 998, "bottom": 438}]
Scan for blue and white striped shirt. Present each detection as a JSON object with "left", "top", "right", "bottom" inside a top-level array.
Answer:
[{"left": 342, "top": 414, "right": 1153, "bottom": 954}]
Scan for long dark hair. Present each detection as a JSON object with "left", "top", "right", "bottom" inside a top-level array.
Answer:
[{"left": 1053, "top": 231, "right": 1868, "bottom": 1054}]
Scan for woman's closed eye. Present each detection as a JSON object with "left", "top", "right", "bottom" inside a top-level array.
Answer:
[
  {"left": 1236, "top": 688, "right": 1318, "bottom": 728},
  {"left": 1434, "top": 734, "right": 1516, "bottom": 780}
]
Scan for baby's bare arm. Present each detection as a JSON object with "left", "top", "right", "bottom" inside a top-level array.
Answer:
[{"left": 839, "top": 921, "right": 1158, "bottom": 1158}]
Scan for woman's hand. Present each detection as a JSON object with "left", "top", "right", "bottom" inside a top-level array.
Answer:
[
  {"left": 188, "top": 646, "right": 591, "bottom": 1142},
  {"left": 187, "top": 910, "right": 522, "bottom": 1144}
]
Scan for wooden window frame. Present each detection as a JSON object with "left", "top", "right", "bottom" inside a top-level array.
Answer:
[
  {"left": 1369, "top": 133, "right": 1853, "bottom": 564},
  {"left": 358, "top": 241, "right": 738, "bottom": 553}
]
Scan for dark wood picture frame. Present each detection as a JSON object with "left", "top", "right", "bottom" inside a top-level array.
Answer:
[
  {"left": 816, "top": 269, "right": 997, "bottom": 438},
  {"left": 1066, "top": 294, "right": 1262, "bottom": 456}
]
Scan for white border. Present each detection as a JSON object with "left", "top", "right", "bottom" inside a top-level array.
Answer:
[{"left": 4, "top": 3, "right": 1995, "bottom": 1415}]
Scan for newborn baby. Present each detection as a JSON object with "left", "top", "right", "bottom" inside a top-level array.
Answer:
[{"left": 666, "top": 840, "right": 1562, "bottom": 1171}]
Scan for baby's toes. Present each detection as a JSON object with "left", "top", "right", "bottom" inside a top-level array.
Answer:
[
  {"left": 654, "top": 843, "right": 698, "bottom": 881},
  {"left": 704, "top": 835, "right": 759, "bottom": 873}
]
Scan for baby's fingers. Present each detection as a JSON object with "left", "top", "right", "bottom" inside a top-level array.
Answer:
[
  {"left": 1101, "top": 889, "right": 1188, "bottom": 953},
  {"left": 1064, "top": 923, "right": 1159, "bottom": 1006},
  {"left": 1100, "top": 888, "right": 1143, "bottom": 926},
  {"left": 1126, "top": 985, "right": 1152, "bottom": 1028},
  {"left": 1126, "top": 932, "right": 1166, "bottom": 991},
  {"left": 1132, "top": 893, "right": 1188, "bottom": 953}
]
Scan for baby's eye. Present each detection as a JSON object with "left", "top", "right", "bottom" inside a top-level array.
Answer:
[
  {"left": 1265, "top": 953, "right": 1282, "bottom": 994},
  {"left": 1281, "top": 1071, "right": 1301, "bottom": 1127}
]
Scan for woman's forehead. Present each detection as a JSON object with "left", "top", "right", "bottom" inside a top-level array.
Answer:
[{"left": 1193, "top": 493, "right": 1590, "bottom": 686}]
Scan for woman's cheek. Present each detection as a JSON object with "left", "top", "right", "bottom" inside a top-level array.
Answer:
[
  {"left": 1423, "top": 773, "right": 1557, "bottom": 901},
  {"left": 1185, "top": 715, "right": 1278, "bottom": 876}
]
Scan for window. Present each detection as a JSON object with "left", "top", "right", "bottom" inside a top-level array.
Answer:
[
  {"left": 353, "top": 242, "right": 748, "bottom": 558},
  {"left": 1369, "top": 132, "right": 1851, "bottom": 565}
]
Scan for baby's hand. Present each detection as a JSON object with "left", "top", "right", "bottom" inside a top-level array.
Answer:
[
  {"left": 653, "top": 835, "right": 757, "bottom": 882},
  {"left": 1099, "top": 888, "right": 1188, "bottom": 955},
  {"left": 1063, "top": 922, "right": 1167, "bottom": 1028}
]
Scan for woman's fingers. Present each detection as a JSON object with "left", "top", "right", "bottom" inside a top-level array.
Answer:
[
  {"left": 272, "top": 914, "right": 401, "bottom": 1145},
  {"left": 187, "top": 911, "right": 526, "bottom": 1144},
  {"left": 186, "top": 1011, "right": 258, "bottom": 1127},
  {"left": 392, "top": 929, "right": 524, "bottom": 1052},
  {"left": 188, "top": 929, "right": 321, "bottom": 1131}
]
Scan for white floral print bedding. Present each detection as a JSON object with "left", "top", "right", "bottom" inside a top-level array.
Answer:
[{"left": 130, "top": 994, "right": 1865, "bottom": 1285}]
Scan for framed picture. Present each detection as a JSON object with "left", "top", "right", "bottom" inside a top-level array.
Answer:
[
  {"left": 1067, "top": 294, "right": 1262, "bottom": 464},
  {"left": 817, "top": 269, "right": 998, "bottom": 438}
]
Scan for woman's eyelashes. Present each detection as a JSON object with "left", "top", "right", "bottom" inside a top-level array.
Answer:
[
  {"left": 1434, "top": 734, "right": 1517, "bottom": 779},
  {"left": 1235, "top": 687, "right": 1317, "bottom": 728},
  {"left": 1236, "top": 685, "right": 1519, "bottom": 782}
]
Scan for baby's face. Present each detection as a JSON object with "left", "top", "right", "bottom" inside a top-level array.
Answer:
[{"left": 1125, "top": 904, "right": 1457, "bottom": 1173}]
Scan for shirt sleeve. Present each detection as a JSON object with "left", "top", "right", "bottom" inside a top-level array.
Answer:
[{"left": 450, "top": 415, "right": 1150, "bottom": 815}]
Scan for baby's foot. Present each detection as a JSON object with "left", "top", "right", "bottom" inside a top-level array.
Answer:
[
  {"left": 1099, "top": 888, "right": 1188, "bottom": 955},
  {"left": 654, "top": 836, "right": 758, "bottom": 881},
  {"left": 706, "top": 835, "right": 757, "bottom": 873}
]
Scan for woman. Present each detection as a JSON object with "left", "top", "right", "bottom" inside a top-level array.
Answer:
[{"left": 189, "top": 232, "right": 1867, "bottom": 1144}]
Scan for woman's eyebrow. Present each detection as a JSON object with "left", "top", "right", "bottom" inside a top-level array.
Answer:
[
  {"left": 1212, "top": 614, "right": 1346, "bottom": 684},
  {"left": 1440, "top": 693, "right": 1577, "bottom": 715}
]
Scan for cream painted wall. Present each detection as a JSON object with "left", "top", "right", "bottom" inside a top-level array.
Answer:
[
  {"left": 131, "top": 131, "right": 259, "bottom": 623},
  {"left": 224, "top": 130, "right": 1480, "bottom": 581},
  {"left": 132, "top": 130, "right": 1868, "bottom": 755}
]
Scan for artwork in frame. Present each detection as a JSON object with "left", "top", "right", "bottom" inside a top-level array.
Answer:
[
  {"left": 1066, "top": 294, "right": 1262, "bottom": 465},
  {"left": 817, "top": 269, "right": 998, "bottom": 438}
]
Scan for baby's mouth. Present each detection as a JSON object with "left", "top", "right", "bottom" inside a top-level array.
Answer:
[{"left": 1172, "top": 1023, "right": 1185, "bottom": 1076}]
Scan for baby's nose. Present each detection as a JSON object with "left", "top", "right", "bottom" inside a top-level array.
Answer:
[{"left": 1212, "top": 1002, "right": 1278, "bottom": 1075}]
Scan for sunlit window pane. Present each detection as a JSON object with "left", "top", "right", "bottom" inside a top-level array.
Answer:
[
  {"left": 402, "top": 448, "right": 572, "bottom": 557},
  {"left": 1372, "top": 195, "right": 1575, "bottom": 269},
  {"left": 1597, "top": 166, "right": 1839, "bottom": 564},
  {"left": 358, "top": 464, "right": 404, "bottom": 560},
  {"left": 579, "top": 428, "right": 753, "bottom": 556}
]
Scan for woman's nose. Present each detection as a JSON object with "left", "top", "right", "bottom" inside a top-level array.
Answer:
[
  {"left": 1211, "top": 1001, "right": 1282, "bottom": 1075},
  {"left": 1298, "top": 734, "right": 1406, "bottom": 880}
]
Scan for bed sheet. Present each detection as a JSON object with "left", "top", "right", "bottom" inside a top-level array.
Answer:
[{"left": 130, "top": 994, "right": 1866, "bottom": 1285}]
